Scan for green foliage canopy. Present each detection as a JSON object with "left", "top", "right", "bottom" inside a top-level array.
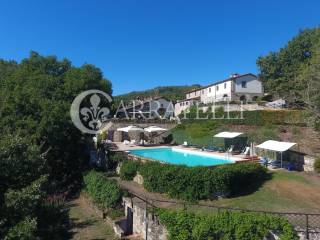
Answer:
[
  {"left": 157, "top": 209, "right": 298, "bottom": 240},
  {"left": 83, "top": 170, "right": 122, "bottom": 209},
  {"left": 257, "top": 28, "right": 320, "bottom": 107},
  {"left": 0, "top": 52, "right": 113, "bottom": 238}
]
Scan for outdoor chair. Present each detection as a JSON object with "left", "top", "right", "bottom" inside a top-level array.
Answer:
[
  {"left": 282, "top": 162, "right": 295, "bottom": 171},
  {"left": 241, "top": 146, "right": 250, "bottom": 156}
]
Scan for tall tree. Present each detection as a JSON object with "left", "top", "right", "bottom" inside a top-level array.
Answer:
[
  {"left": 257, "top": 28, "right": 320, "bottom": 102},
  {"left": 0, "top": 52, "right": 113, "bottom": 238}
]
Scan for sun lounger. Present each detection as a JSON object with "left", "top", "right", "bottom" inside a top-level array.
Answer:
[
  {"left": 181, "top": 141, "right": 194, "bottom": 147},
  {"left": 226, "top": 145, "right": 237, "bottom": 154},
  {"left": 203, "top": 145, "right": 220, "bottom": 152},
  {"left": 182, "top": 141, "right": 189, "bottom": 147}
]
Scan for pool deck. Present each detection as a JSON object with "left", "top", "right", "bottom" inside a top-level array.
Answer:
[{"left": 111, "top": 142, "right": 258, "bottom": 163}]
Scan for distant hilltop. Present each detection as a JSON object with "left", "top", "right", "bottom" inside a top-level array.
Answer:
[{"left": 114, "top": 85, "right": 201, "bottom": 104}]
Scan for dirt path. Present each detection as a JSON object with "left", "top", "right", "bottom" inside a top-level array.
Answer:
[
  {"left": 115, "top": 177, "right": 181, "bottom": 209},
  {"left": 67, "top": 197, "right": 117, "bottom": 240}
]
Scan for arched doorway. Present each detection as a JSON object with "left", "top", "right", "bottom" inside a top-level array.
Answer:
[
  {"left": 252, "top": 96, "right": 259, "bottom": 102},
  {"left": 240, "top": 95, "right": 246, "bottom": 103}
]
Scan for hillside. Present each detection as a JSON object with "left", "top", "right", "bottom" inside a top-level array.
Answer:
[{"left": 114, "top": 85, "right": 201, "bottom": 104}]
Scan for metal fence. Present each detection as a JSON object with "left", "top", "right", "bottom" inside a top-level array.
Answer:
[{"left": 127, "top": 190, "right": 320, "bottom": 240}]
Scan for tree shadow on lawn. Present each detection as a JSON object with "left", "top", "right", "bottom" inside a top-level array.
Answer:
[{"left": 229, "top": 171, "right": 273, "bottom": 198}]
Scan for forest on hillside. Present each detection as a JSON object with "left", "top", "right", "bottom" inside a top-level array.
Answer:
[
  {"left": 114, "top": 85, "right": 201, "bottom": 104},
  {"left": 257, "top": 27, "right": 320, "bottom": 116},
  {"left": 0, "top": 52, "right": 112, "bottom": 239}
]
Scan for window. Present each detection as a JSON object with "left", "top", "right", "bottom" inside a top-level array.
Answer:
[
  {"left": 202, "top": 90, "right": 204, "bottom": 94},
  {"left": 160, "top": 103, "right": 164, "bottom": 107},
  {"left": 209, "top": 88, "right": 211, "bottom": 93},
  {"left": 241, "top": 81, "right": 247, "bottom": 88},
  {"left": 180, "top": 103, "right": 182, "bottom": 106},
  {"left": 186, "top": 101, "right": 188, "bottom": 105},
  {"left": 224, "top": 83, "right": 227, "bottom": 89},
  {"left": 216, "top": 85, "right": 219, "bottom": 91}
]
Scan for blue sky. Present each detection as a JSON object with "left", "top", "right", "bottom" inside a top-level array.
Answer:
[{"left": 0, "top": 0, "right": 319, "bottom": 95}]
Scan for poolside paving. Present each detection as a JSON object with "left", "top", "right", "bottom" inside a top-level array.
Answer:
[{"left": 112, "top": 142, "right": 252, "bottom": 162}]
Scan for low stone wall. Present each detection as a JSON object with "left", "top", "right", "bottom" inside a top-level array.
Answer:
[
  {"left": 200, "top": 103, "right": 266, "bottom": 113},
  {"left": 123, "top": 197, "right": 168, "bottom": 240},
  {"left": 296, "top": 227, "right": 320, "bottom": 240},
  {"left": 303, "top": 155, "right": 315, "bottom": 172}
]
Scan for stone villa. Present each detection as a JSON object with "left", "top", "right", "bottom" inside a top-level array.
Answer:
[{"left": 175, "top": 73, "right": 263, "bottom": 115}]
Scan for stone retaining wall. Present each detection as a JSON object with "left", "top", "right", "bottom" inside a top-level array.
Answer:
[
  {"left": 303, "top": 155, "right": 316, "bottom": 172},
  {"left": 123, "top": 197, "right": 168, "bottom": 240}
]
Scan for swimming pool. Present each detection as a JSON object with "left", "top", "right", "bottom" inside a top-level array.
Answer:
[{"left": 129, "top": 147, "right": 234, "bottom": 167}]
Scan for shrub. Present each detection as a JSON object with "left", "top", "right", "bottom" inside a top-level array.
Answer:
[
  {"left": 109, "top": 152, "right": 126, "bottom": 163},
  {"left": 314, "top": 156, "right": 320, "bottom": 173},
  {"left": 107, "top": 152, "right": 127, "bottom": 171},
  {"left": 120, "top": 160, "right": 141, "bottom": 180},
  {"left": 247, "top": 124, "right": 279, "bottom": 144},
  {"left": 97, "top": 131, "right": 107, "bottom": 144},
  {"left": 156, "top": 209, "right": 298, "bottom": 240},
  {"left": 214, "top": 106, "right": 224, "bottom": 118},
  {"left": 83, "top": 170, "right": 122, "bottom": 209},
  {"left": 138, "top": 161, "right": 267, "bottom": 201},
  {"left": 4, "top": 217, "right": 37, "bottom": 240}
]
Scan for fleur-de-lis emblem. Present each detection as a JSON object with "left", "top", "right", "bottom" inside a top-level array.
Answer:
[{"left": 80, "top": 94, "right": 110, "bottom": 130}]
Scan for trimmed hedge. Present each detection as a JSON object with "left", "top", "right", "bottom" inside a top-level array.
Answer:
[
  {"left": 119, "top": 160, "right": 141, "bottom": 180},
  {"left": 183, "top": 109, "right": 307, "bottom": 126},
  {"left": 121, "top": 160, "right": 267, "bottom": 201},
  {"left": 314, "top": 156, "right": 320, "bottom": 173},
  {"left": 83, "top": 170, "right": 122, "bottom": 209},
  {"left": 156, "top": 209, "right": 298, "bottom": 240}
]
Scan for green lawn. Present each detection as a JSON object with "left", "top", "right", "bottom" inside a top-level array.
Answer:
[
  {"left": 202, "top": 171, "right": 320, "bottom": 213},
  {"left": 67, "top": 198, "right": 117, "bottom": 240}
]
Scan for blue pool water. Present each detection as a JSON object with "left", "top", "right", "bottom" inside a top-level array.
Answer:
[{"left": 129, "top": 147, "right": 233, "bottom": 167}]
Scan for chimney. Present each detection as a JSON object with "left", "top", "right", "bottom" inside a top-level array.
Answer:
[{"left": 230, "top": 73, "right": 239, "bottom": 78}]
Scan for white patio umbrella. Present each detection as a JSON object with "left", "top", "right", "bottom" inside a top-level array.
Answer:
[
  {"left": 117, "top": 125, "right": 144, "bottom": 132},
  {"left": 214, "top": 132, "right": 243, "bottom": 138},
  {"left": 117, "top": 125, "right": 145, "bottom": 145},
  {"left": 144, "top": 126, "right": 167, "bottom": 133}
]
